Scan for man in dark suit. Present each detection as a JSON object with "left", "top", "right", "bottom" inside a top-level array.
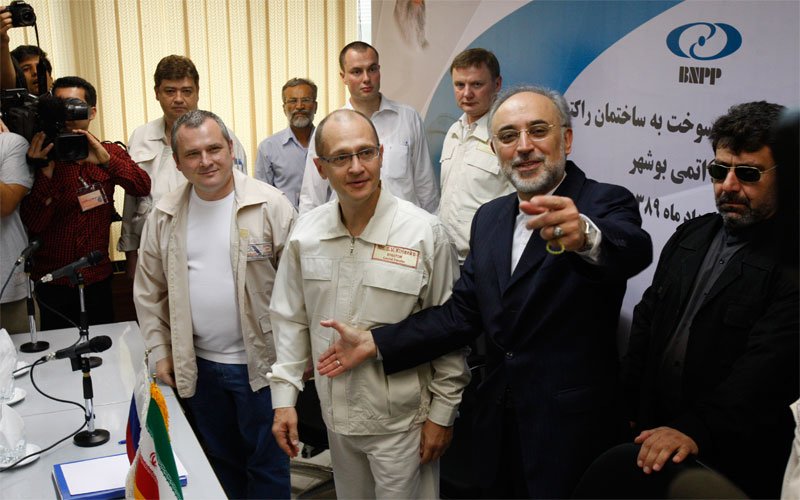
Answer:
[
  {"left": 315, "top": 85, "right": 653, "bottom": 498},
  {"left": 574, "top": 101, "right": 799, "bottom": 499}
]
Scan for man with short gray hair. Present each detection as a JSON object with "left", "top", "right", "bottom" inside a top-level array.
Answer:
[
  {"left": 134, "top": 109, "right": 296, "bottom": 499},
  {"left": 255, "top": 77, "right": 317, "bottom": 208}
]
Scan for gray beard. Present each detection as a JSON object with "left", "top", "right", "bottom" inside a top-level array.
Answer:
[
  {"left": 290, "top": 113, "right": 313, "bottom": 128},
  {"left": 501, "top": 142, "right": 567, "bottom": 196}
]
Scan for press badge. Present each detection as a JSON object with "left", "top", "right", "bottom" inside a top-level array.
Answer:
[
  {"left": 247, "top": 242, "right": 273, "bottom": 261},
  {"left": 77, "top": 182, "right": 108, "bottom": 212}
]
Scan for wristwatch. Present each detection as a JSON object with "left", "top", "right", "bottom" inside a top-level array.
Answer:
[{"left": 578, "top": 214, "right": 598, "bottom": 253}]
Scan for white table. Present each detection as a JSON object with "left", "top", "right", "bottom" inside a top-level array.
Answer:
[{"left": 0, "top": 322, "right": 227, "bottom": 499}]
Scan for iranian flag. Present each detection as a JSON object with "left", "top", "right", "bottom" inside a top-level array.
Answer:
[{"left": 125, "top": 359, "right": 183, "bottom": 500}]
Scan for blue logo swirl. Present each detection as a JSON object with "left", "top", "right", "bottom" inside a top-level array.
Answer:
[{"left": 666, "top": 23, "right": 742, "bottom": 60}]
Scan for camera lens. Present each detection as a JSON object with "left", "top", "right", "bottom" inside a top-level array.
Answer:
[{"left": 19, "top": 8, "right": 36, "bottom": 25}]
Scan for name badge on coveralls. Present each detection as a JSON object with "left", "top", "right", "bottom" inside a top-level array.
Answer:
[{"left": 372, "top": 244, "right": 419, "bottom": 268}]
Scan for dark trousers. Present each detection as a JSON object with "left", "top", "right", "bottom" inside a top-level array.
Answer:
[
  {"left": 483, "top": 393, "right": 530, "bottom": 498},
  {"left": 35, "top": 277, "right": 114, "bottom": 331},
  {"left": 572, "top": 442, "right": 747, "bottom": 499},
  {"left": 185, "top": 357, "right": 291, "bottom": 499}
]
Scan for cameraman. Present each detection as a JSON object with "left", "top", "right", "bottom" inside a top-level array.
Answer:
[
  {"left": 0, "top": 116, "right": 35, "bottom": 333},
  {"left": 21, "top": 76, "right": 150, "bottom": 330},
  {"left": 0, "top": 4, "right": 52, "bottom": 94}
]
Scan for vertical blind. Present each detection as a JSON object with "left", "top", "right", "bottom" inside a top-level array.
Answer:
[{"left": 9, "top": 0, "right": 358, "bottom": 260}]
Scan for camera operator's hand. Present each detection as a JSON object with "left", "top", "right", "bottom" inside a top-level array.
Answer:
[
  {"left": 28, "top": 131, "right": 55, "bottom": 177},
  {"left": 0, "top": 9, "right": 12, "bottom": 43},
  {"left": 72, "top": 128, "right": 110, "bottom": 165}
]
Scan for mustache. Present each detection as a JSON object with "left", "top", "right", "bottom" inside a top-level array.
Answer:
[
  {"left": 717, "top": 191, "right": 749, "bottom": 207},
  {"left": 509, "top": 152, "right": 545, "bottom": 168}
]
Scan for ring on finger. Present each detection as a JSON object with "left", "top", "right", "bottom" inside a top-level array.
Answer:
[
  {"left": 553, "top": 226, "right": 564, "bottom": 238},
  {"left": 336, "top": 359, "right": 342, "bottom": 367}
]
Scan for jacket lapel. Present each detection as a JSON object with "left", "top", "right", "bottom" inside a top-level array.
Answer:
[
  {"left": 702, "top": 219, "right": 776, "bottom": 305},
  {"left": 675, "top": 218, "right": 719, "bottom": 307},
  {"left": 492, "top": 194, "right": 518, "bottom": 293}
]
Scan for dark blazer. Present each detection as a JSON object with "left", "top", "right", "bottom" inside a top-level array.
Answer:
[
  {"left": 622, "top": 213, "right": 799, "bottom": 498},
  {"left": 374, "top": 162, "right": 653, "bottom": 497}
]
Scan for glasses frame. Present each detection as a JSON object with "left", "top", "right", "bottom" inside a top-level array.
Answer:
[
  {"left": 284, "top": 97, "right": 314, "bottom": 106},
  {"left": 707, "top": 162, "right": 778, "bottom": 183},
  {"left": 319, "top": 145, "right": 381, "bottom": 168},
  {"left": 493, "top": 123, "right": 565, "bottom": 147}
]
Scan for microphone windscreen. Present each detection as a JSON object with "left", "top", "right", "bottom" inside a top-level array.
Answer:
[
  {"left": 91, "top": 335, "right": 113, "bottom": 352},
  {"left": 86, "top": 250, "right": 104, "bottom": 265}
]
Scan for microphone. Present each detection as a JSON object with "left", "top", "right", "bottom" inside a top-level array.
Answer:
[
  {"left": 38, "top": 251, "right": 103, "bottom": 283},
  {"left": 40, "top": 335, "right": 112, "bottom": 362},
  {"left": 16, "top": 238, "right": 41, "bottom": 264}
]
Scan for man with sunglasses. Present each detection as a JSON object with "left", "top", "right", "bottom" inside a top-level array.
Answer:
[
  {"left": 576, "top": 101, "right": 798, "bottom": 499},
  {"left": 269, "top": 109, "right": 469, "bottom": 499}
]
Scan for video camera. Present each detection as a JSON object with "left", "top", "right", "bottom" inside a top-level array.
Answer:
[{"left": 1, "top": 89, "right": 89, "bottom": 162}]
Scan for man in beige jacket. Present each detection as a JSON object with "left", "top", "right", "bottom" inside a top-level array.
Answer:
[
  {"left": 270, "top": 109, "right": 470, "bottom": 499},
  {"left": 133, "top": 110, "right": 296, "bottom": 499}
]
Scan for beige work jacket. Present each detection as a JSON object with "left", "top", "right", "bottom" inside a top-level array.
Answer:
[
  {"left": 270, "top": 188, "right": 470, "bottom": 435},
  {"left": 134, "top": 170, "right": 296, "bottom": 398},
  {"left": 439, "top": 113, "right": 514, "bottom": 263}
]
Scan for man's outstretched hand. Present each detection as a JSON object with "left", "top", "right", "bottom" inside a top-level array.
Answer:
[{"left": 316, "top": 319, "right": 377, "bottom": 377}]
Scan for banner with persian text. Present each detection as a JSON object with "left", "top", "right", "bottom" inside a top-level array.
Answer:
[{"left": 374, "top": 0, "right": 800, "bottom": 335}]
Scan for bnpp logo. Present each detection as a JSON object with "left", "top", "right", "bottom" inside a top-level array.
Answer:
[{"left": 666, "top": 22, "right": 742, "bottom": 60}]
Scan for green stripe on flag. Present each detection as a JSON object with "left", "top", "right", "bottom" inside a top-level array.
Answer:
[{"left": 145, "top": 397, "right": 184, "bottom": 499}]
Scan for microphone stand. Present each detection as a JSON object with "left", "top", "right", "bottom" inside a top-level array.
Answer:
[
  {"left": 72, "top": 354, "right": 110, "bottom": 447},
  {"left": 73, "top": 272, "right": 102, "bottom": 369},
  {"left": 19, "top": 257, "right": 48, "bottom": 353}
]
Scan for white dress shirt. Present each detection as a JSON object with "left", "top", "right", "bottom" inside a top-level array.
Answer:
[
  {"left": 297, "top": 95, "right": 439, "bottom": 214},
  {"left": 511, "top": 173, "right": 602, "bottom": 273}
]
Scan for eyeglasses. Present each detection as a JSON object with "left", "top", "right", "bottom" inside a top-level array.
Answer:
[
  {"left": 707, "top": 162, "right": 778, "bottom": 183},
  {"left": 493, "top": 123, "right": 561, "bottom": 146},
  {"left": 319, "top": 146, "right": 380, "bottom": 167},
  {"left": 284, "top": 98, "right": 314, "bottom": 106}
]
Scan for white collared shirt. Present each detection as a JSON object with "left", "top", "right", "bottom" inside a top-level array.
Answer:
[{"left": 297, "top": 95, "right": 439, "bottom": 215}]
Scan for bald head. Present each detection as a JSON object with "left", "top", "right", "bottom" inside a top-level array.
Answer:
[{"left": 315, "top": 109, "right": 380, "bottom": 157}]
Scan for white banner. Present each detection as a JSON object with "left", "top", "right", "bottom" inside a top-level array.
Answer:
[{"left": 375, "top": 0, "right": 800, "bottom": 336}]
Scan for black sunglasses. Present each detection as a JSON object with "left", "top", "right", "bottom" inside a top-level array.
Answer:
[{"left": 707, "top": 162, "right": 778, "bottom": 183}]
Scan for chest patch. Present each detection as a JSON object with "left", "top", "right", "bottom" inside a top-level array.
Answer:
[{"left": 247, "top": 242, "right": 273, "bottom": 260}]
